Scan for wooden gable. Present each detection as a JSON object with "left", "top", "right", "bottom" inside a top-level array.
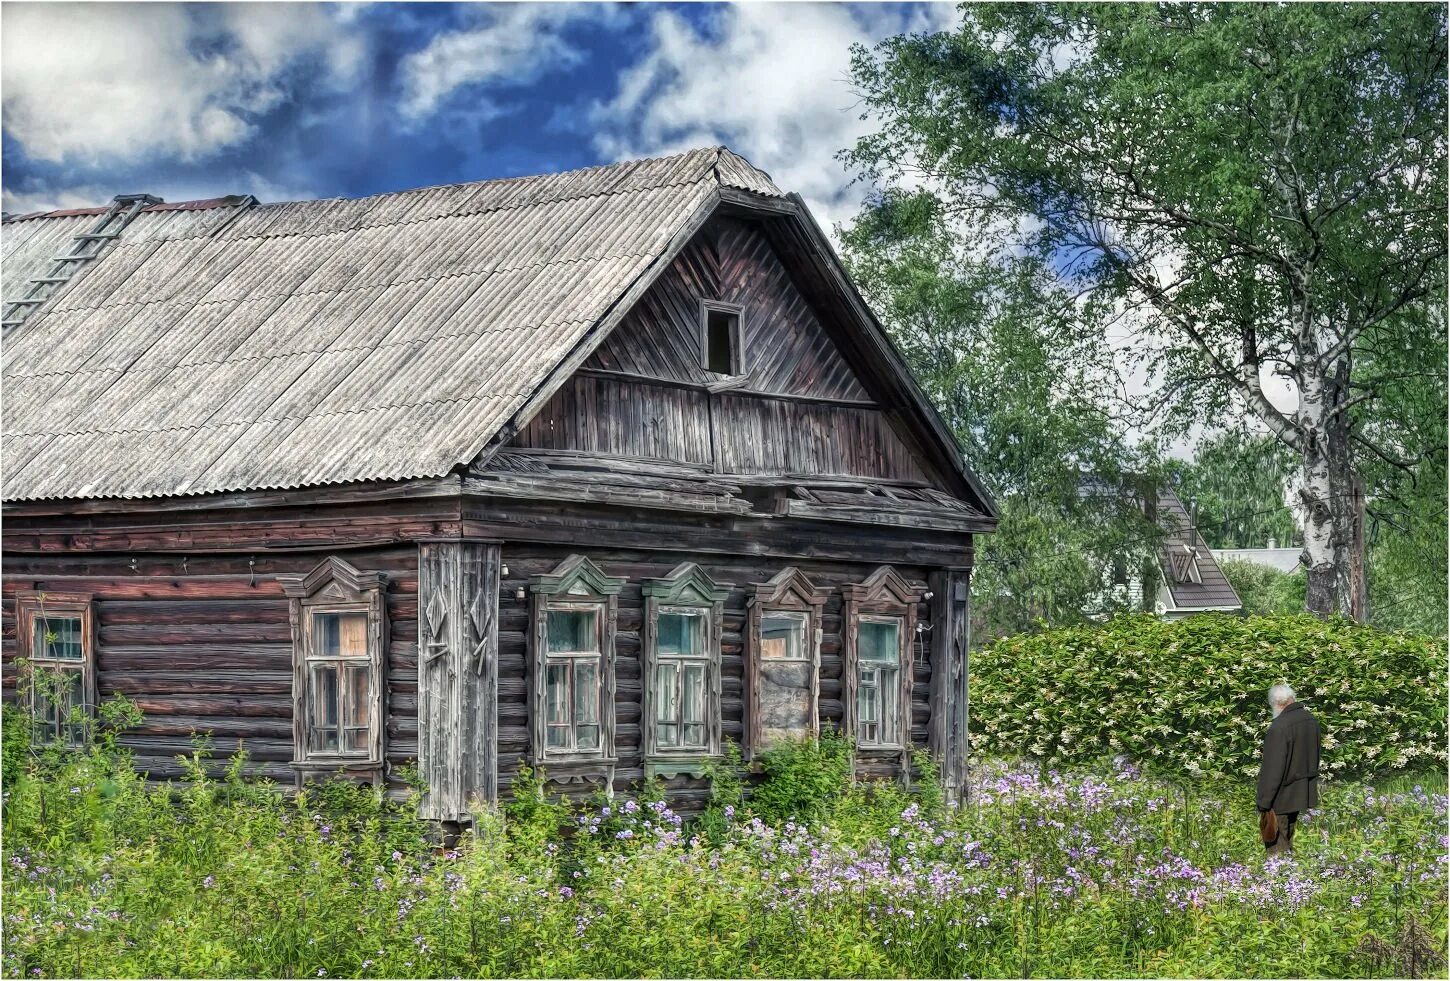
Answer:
[{"left": 510, "top": 216, "right": 950, "bottom": 489}]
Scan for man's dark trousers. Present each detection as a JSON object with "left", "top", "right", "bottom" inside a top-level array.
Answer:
[{"left": 1256, "top": 701, "right": 1321, "bottom": 855}]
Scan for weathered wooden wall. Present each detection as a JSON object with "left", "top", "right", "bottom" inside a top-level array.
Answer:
[
  {"left": 0, "top": 500, "right": 440, "bottom": 792},
  {"left": 495, "top": 546, "right": 935, "bottom": 812},
  {"left": 512, "top": 217, "right": 939, "bottom": 487}
]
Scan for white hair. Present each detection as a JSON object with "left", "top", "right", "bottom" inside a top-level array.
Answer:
[{"left": 1269, "top": 683, "right": 1296, "bottom": 712}]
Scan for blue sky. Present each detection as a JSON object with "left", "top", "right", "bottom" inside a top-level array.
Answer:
[{"left": 2, "top": 2, "right": 959, "bottom": 228}]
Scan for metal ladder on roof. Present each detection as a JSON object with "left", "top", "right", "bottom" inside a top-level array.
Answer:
[{"left": 2, "top": 193, "right": 161, "bottom": 332}]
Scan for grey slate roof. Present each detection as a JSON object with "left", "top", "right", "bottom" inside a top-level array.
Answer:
[
  {"left": 2, "top": 148, "right": 783, "bottom": 501},
  {"left": 1157, "top": 487, "right": 1243, "bottom": 611}
]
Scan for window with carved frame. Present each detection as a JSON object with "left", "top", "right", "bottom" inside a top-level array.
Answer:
[
  {"left": 842, "top": 566, "right": 923, "bottom": 759},
  {"left": 278, "top": 558, "right": 389, "bottom": 781},
  {"left": 530, "top": 555, "right": 624, "bottom": 773},
  {"left": 16, "top": 592, "right": 94, "bottom": 747},
  {"left": 642, "top": 563, "right": 730, "bottom": 768},
  {"left": 744, "top": 568, "right": 827, "bottom": 758}
]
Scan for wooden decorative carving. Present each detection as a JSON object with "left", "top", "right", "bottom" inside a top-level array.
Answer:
[
  {"left": 743, "top": 567, "right": 827, "bottom": 759},
  {"left": 528, "top": 555, "right": 625, "bottom": 791},
  {"left": 841, "top": 566, "right": 924, "bottom": 775},
  {"left": 276, "top": 557, "right": 389, "bottom": 788},
  {"left": 641, "top": 562, "right": 732, "bottom": 764},
  {"left": 417, "top": 542, "right": 501, "bottom": 822}
]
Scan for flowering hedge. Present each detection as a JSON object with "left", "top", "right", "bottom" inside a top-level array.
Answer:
[{"left": 969, "top": 613, "right": 1448, "bottom": 780}]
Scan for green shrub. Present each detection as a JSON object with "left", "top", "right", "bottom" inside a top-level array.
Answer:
[
  {"left": 970, "top": 613, "right": 1447, "bottom": 780},
  {"left": 1221, "top": 559, "right": 1306, "bottom": 616},
  {"left": 746, "top": 725, "right": 854, "bottom": 825}
]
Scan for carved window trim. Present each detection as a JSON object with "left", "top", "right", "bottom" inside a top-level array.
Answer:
[
  {"left": 744, "top": 568, "right": 827, "bottom": 759},
  {"left": 278, "top": 558, "right": 389, "bottom": 783},
  {"left": 529, "top": 555, "right": 624, "bottom": 785},
  {"left": 642, "top": 563, "right": 732, "bottom": 772},
  {"left": 842, "top": 566, "right": 924, "bottom": 764},
  {"left": 16, "top": 591, "right": 95, "bottom": 748}
]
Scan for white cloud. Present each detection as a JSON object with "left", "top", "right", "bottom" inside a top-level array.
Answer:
[
  {"left": 589, "top": 3, "right": 961, "bottom": 232},
  {"left": 397, "top": 3, "right": 622, "bottom": 120},
  {"left": 1, "top": 3, "right": 354, "bottom": 165}
]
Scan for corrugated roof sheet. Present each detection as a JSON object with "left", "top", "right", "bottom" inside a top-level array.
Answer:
[
  {"left": 2, "top": 147, "right": 783, "bottom": 501},
  {"left": 1158, "top": 487, "right": 1243, "bottom": 610}
]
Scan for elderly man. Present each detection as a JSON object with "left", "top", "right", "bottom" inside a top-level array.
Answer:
[{"left": 1256, "top": 683, "right": 1321, "bottom": 856}]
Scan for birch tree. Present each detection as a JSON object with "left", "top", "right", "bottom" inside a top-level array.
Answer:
[{"left": 845, "top": 2, "right": 1447, "bottom": 617}]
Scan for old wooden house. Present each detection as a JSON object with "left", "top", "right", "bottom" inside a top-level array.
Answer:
[{"left": 1, "top": 148, "right": 996, "bottom": 819}]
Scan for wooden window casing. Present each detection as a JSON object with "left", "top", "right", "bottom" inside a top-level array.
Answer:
[
  {"left": 278, "top": 558, "right": 389, "bottom": 785},
  {"left": 744, "top": 568, "right": 827, "bottom": 759},
  {"left": 16, "top": 592, "right": 95, "bottom": 748},
  {"left": 529, "top": 555, "right": 625, "bottom": 787},
  {"left": 841, "top": 566, "right": 924, "bottom": 768},
  {"left": 699, "top": 299, "right": 745, "bottom": 376},
  {"left": 642, "top": 563, "right": 731, "bottom": 776}
]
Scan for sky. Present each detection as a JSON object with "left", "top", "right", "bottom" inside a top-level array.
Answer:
[{"left": 1, "top": 1, "right": 959, "bottom": 231}]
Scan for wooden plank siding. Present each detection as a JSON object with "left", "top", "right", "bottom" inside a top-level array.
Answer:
[{"left": 1, "top": 544, "right": 421, "bottom": 792}]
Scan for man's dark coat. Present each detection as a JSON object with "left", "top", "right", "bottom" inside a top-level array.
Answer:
[{"left": 1256, "top": 701, "right": 1321, "bottom": 814}]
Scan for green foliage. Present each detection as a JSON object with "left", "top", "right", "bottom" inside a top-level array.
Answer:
[
  {"left": 970, "top": 613, "right": 1448, "bottom": 780},
  {"left": 1166, "top": 433, "right": 1300, "bottom": 550},
  {"left": 841, "top": 189, "right": 1165, "bottom": 643},
  {"left": 4, "top": 724, "right": 1443, "bottom": 978},
  {"left": 745, "top": 726, "right": 854, "bottom": 825},
  {"left": 845, "top": 2, "right": 1447, "bottom": 616},
  {"left": 1221, "top": 559, "right": 1306, "bottom": 617}
]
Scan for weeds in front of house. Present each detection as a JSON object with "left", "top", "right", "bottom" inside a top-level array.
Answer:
[{"left": 3, "top": 701, "right": 1445, "bottom": 979}]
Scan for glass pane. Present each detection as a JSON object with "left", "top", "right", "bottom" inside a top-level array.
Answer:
[
  {"left": 682, "top": 664, "right": 706, "bottom": 725},
  {"left": 316, "top": 612, "right": 369, "bottom": 658},
  {"left": 881, "top": 667, "right": 899, "bottom": 743},
  {"left": 548, "top": 610, "right": 598, "bottom": 653},
  {"left": 309, "top": 664, "right": 340, "bottom": 753},
  {"left": 546, "top": 663, "right": 569, "bottom": 724},
  {"left": 655, "top": 662, "right": 679, "bottom": 723},
  {"left": 576, "top": 724, "right": 600, "bottom": 750},
  {"left": 574, "top": 660, "right": 599, "bottom": 725},
  {"left": 858, "top": 669, "right": 879, "bottom": 724},
  {"left": 657, "top": 722, "right": 678, "bottom": 748},
  {"left": 547, "top": 725, "right": 570, "bottom": 749},
  {"left": 658, "top": 612, "right": 703, "bottom": 656},
  {"left": 33, "top": 669, "right": 81, "bottom": 743},
  {"left": 761, "top": 614, "right": 805, "bottom": 660},
  {"left": 34, "top": 616, "right": 83, "bottom": 661},
  {"left": 860, "top": 621, "right": 900, "bottom": 663},
  {"left": 344, "top": 664, "right": 370, "bottom": 754}
]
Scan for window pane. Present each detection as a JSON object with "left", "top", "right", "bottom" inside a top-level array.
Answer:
[
  {"left": 658, "top": 612, "right": 703, "bottom": 656},
  {"left": 761, "top": 614, "right": 805, "bottom": 660},
  {"left": 682, "top": 664, "right": 707, "bottom": 748},
  {"left": 574, "top": 660, "right": 599, "bottom": 725},
  {"left": 859, "top": 621, "right": 900, "bottom": 663},
  {"left": 576, "top": 724, "right": 600, "bottom": 750},
  {"left": 33, "top": 616, "right": 83, "bottom": 661},
  {"left": 546, "top": 663, "right": 569, "bottom": 725},
  {"left": 308, "top": 664, "right": 340, "bottom": 753},
  {"left": 655, "top": 662, "right": 679, "bottom": 724},
  {"left": 316, "top": 612, "right": 368, "bottom": 658},
  {"left": 548, "top": 610, "right": 598, "bottom": 653},
  {"left": 32, "top": 668, "right": 81, "bottom": 743},
  {"left": 344, "top": 664, "right": 370, "bottom": 754}
]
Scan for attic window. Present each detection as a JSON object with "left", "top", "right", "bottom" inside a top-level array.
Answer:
[{"left": 700, "top": 301, "right": 743, "bottom": 375}]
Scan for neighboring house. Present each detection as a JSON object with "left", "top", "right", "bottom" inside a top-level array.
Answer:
[
  {"left": 1153, "top": 487, "right": 1243, "bottom": 618},
  {"left": 1078, "top": 478, "right": 1242, "bottom": 620},
  {"left": 1, "top": 148, "right": 997, "bottom": 818}
]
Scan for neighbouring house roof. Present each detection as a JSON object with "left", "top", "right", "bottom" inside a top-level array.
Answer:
[
  {"left": 3, "top": 147, "right": 993, "bottom": 512},
  {"left": 1212, "top": 548, "right": 1303, "bottom": 575},
  {"left": 1157, "top": 487, "right": 1242, "bottom": 612}
]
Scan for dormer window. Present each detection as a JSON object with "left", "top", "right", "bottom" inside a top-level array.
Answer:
[
  {"left": 700, "top": 300, "right": 743, "bottom": 375},
  {"left": 1170, "top": 545, "right": 1202, "bottom": 584}
]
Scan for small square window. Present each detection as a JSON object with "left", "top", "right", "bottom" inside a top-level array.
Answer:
[{"left": 701, "top": 302, "right": 742, "bottom": 375}]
